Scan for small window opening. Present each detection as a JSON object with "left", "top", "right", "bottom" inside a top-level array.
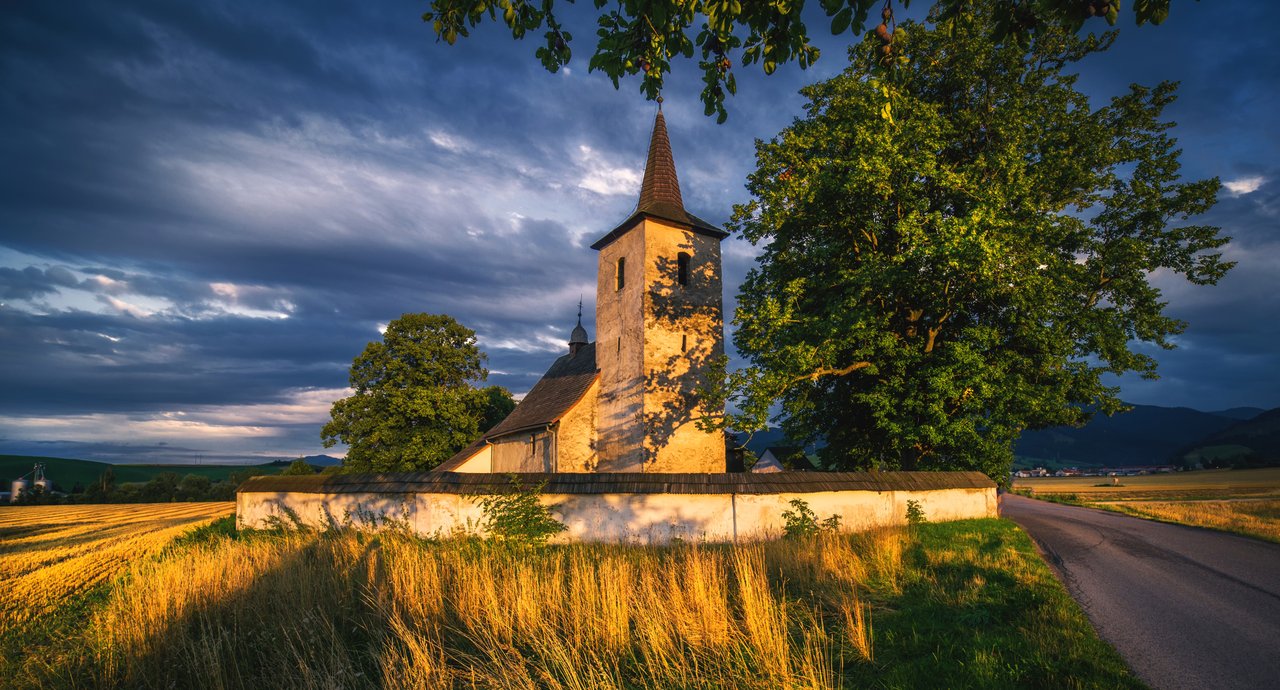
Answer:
[
  {"left": 616, "top": 336, "right": 621, "bottom": 353},
  {"left": 677, "top": 252, "right": 690, "bottom": 286},
  {"left": 616, "top": 256, "right": 626, "bottom": 291},
  {"left": 681, "top": 334, "right": 688, "bottom": 352}
]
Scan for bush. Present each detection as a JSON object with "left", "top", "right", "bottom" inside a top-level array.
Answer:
[
  {"left": 906, "top": 500, "right": 928, "bottom": 526},
  {"left": 477, "top": 476, "right": 566, "bottom": 545},
  {"left": 781, "top": 498, "right": 841, "bottom": 538}
]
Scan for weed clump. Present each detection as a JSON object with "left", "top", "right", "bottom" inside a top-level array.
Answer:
[
  {"left": 781, "top": 498, "right": 842, "bottom": 539},
  {"left": 477, "top": 476, "right": 566, "bottom": 545}
]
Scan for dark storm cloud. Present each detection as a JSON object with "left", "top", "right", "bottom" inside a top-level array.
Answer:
[{"left": 1, "top": 0, "right": 1277, "bottom": 461}]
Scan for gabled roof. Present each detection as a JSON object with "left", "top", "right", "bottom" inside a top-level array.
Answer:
[
  {"left": 591, "top": 109, "right": 728, "bottom": 251},
  {"left": 762, "top": 446, "right": 817, "bottom": 471},
  {"left": 435, "top": 343, "right": 598, "bottom": 471},
  {"left": 485, "top": 342, "right": 597, "bottom": 437}
]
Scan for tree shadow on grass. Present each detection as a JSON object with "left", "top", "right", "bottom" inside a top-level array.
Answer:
[{"left": 39, "top": 533, "right": 392, "bottom": 690}]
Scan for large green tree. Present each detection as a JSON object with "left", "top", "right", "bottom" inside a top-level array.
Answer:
[
  {"left": 322, "top": 313, "right": 516, "bottom": 472},
  {"left": 423, "top": 0, "right": 1183, "bottom": 120},
  {"left": 704, "top": 4, "right": 1230, "bottom": 479}
]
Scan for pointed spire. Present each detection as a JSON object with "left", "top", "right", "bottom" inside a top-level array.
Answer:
[
  {"left": 637, "top": 105, "right": 686, "bottom": 220},
  {"left": 589, "top": 103, "right": 729, "bottom": 251},
  {"left": 568, "top": 296, "right": 588, "bottom": 355}
]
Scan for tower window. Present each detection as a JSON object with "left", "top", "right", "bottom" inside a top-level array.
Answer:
[
  {"left": 681, "top": 334, "right": 687, "bottom": 352},
  {"left": 616, "top": 256, "right": 626, "bottom": 291},
  {"left": 617, "top": 336, "right": 621, "bottom": 353},
  {"left": 677, "top": 252, "right": 690, "bottom": 286}
]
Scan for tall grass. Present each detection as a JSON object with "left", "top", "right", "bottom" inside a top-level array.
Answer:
[
  {"left": 1108, "top": 499, "right": 1280, "bottom": 543},
  {"left": 10, "top": 518, "right": 1141, "bottom": 689}
]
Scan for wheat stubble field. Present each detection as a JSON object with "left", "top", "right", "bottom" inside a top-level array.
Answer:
[
  {"left": 1, "top": 505, "right": 1143, "bottom": 689},
  {"left": 0, "top": 502, "right": 233, "bottom": 634}
]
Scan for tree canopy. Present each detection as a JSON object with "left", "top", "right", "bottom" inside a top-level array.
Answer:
[
  {"left": 423, "top": 0, "right": 1184, "bottom": 120},
  {"left": 322, "top": 313, "right": 516, "bottom": 472},
  {"left": 703, "top": 3, "right": 1230, "bottom": 480}
]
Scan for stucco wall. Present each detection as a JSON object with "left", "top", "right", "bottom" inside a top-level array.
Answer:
[
  {"left": 556, "top": 378, "right": 600, "bottom": 471},
  {"left": 492, "top": 430, "right": 554, "bottom": 472},
  {"left": 237, "top": 485, "right": 996, "bottom": 544},
  {"left": 449, "top": 444, "right": 491, "bottom": 473}
]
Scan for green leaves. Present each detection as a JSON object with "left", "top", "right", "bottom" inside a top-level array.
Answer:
[
  {"left": 715, "top": 1, "right": 1228, "bottom": 479},
  {"left": 322, "top": 313, "right": 512, "bottom": 473},
  {"left": 423, "top": 0, "right": 1185, "bottom": 121}
]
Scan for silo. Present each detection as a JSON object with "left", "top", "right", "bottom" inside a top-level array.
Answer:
[
  {"left": 11, "top": 478, "right": 29, "bottom": 502},
  {"left": 34, "top": 478, "right": 54, "bottom": 493}
]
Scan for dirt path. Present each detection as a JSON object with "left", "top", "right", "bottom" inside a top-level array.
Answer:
[{"left": 1001, "top": 493, "right": 1280, "bottom": 690}]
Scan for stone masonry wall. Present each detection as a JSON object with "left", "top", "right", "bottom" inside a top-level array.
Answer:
[{"left": 641, "top": 218, "right": 725, "bottom": 472}]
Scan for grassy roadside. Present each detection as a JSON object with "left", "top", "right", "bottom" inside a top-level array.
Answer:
[
  {"left": 1013, "top": 489, "right": 1280, "bottom": 544},
  {"left": 5, "top": 517, "right": 1141, "bottom": 689}
]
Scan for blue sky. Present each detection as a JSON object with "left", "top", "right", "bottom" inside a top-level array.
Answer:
[{"left": 1, "top": 1, "right": 1276, "bottom": 463}]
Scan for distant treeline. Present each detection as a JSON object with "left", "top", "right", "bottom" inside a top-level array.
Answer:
[{"left": 12, "top": 459, "right": 330, "bottom": 505}]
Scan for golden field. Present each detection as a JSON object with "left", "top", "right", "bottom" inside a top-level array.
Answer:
[
  {"left": 4, "top": 513, "right": 1141, "bottom": 690},
  {"left": 0, "top": 502, "right": 232, "bottom": 635},
  {"left": 1012, "top": 467, "right": 1280, "bottom": 500},
  {"left": 1104, "top": 500, "right": 1280, "bottom": 543},
  {"left": 1014, "top": 468, "right": 1280, "bottom": 542}
]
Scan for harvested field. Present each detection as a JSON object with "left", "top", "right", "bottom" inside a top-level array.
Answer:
[
  {"left": 0, "top": 503, "right": 233, "bottom": 634},
  {"left": 1012, "top": 467, "right": 1280, "bottom": 501},
  {"left": 1013, "top": 468, "right": 1280, "bottom": 542}
]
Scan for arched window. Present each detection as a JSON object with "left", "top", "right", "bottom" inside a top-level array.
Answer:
[
  {"left": 677, "top": 252, "right": 690, "bottom": 286},
  {"left": 616, "top": 256, "right": 626, "bottom": 291}
]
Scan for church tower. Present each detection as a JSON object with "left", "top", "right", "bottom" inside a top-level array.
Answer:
[{"left": 591, "top": 107, "right": 728, "bottom": 472}]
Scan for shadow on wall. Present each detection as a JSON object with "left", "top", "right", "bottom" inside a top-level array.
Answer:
[
  {"left": 246, "top": 493, "right": 418, "bottom": 532},
  {"left": 547, "top": 492, "right": 726, "bottom": 544},
  {"left": 644, "top": 240, "right": 723, "bottom": 461}
]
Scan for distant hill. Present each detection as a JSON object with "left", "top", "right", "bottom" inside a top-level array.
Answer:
[
  {"left": 1014, "top": 404, "right": 1247, "bottom": 468},
  {"left": 735, "top": 405, "right": 1266, "bottom": 471},
  {"left": 1177, "top": 407, "right": 1280, "bottom": 468},
  {"left": 302, "top": 454, "right": 343, "bottom": 467},
  {"left": 1206, "top": 407, "right": 1266, "bottom": 421},
  {"left": 0, "top": 454, "right": 283, "bottom": 491}
]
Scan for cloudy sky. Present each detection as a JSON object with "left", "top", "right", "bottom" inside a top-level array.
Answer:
[{"left": 2, "top": 1, "right": 1276, "bottom": 464}]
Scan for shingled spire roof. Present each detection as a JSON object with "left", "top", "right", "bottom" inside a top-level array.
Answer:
[
  {"left": 591, "top": 105, "right": 728, "bottom": 250},
  {"left": 637, "top": 109, "right": 685, "bottom": 220}
]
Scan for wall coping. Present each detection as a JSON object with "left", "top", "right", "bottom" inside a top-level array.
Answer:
[{"left": 238, "top": 471, "right": 995, "bottom": 496}]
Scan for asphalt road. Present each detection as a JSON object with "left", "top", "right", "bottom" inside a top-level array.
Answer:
[{"left": 1000, "top": 494, "right": 1280, "bottom": 690}]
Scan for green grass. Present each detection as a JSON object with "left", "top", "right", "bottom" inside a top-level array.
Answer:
[{"left": 871, "top": 519, "right": 1141, "bottom": 689}]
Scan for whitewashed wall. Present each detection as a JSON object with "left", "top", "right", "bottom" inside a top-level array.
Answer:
[{"left": 237, "top": 486, "right": 996, "bottom": 544}]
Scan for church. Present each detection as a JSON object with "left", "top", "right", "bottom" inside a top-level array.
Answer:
[
  {"left": 237, "top": 106, "right": 998, "bottom": 541},
  {"left": 438, "top": 107, "right": 731, "bottom": 474}
]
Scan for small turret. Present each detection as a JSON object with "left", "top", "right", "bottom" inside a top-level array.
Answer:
[{"left": 569, "top": 299, "right": 588, "bottom": 356}]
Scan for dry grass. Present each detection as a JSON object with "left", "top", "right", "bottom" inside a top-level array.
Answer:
[
  {"left": 1104, "top": 499, "right": 1280, "bottom": 543},
  {"left": 56, "top": 531, "right": 893, "bottom": 690},
  {"left": 0, "top": 503, "right": 232, "bottom": 635},
  {"left": 4, "top": 511, "right": 1141, "bottom": 689}
]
